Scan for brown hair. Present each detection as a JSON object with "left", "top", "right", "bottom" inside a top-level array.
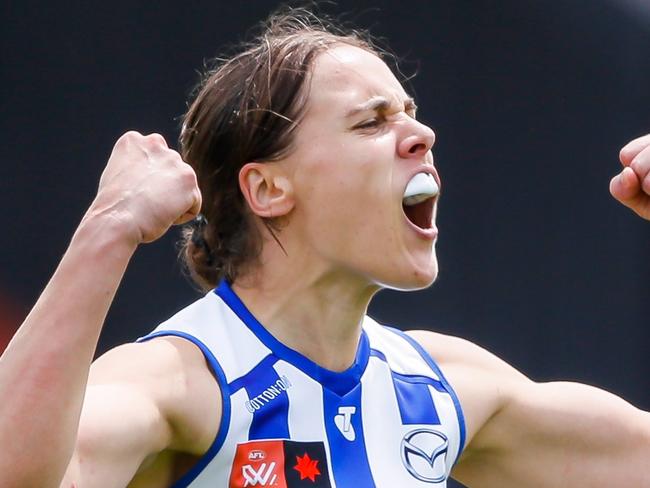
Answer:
[{"left": 179, "top": 8, "right": 378, "bottom": 290}]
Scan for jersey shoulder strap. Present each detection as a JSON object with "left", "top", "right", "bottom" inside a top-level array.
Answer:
[{"left": 362, "top": 317, "right": 467, "bottom": 462}]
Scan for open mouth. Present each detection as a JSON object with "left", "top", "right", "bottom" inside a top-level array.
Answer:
[
  {"left": 403, "top": 197, "right": 435, "bottom": 229},
  {"left": 402, "top": 172, "right": 439, "bottom": 230}
]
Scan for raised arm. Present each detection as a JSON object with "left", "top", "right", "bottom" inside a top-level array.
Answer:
[
  {"left": 0, "top": 132, "right": 201, "bottom": 488},
  {"left": 409, "top": 330, "right": 650, "bottom": 487}
]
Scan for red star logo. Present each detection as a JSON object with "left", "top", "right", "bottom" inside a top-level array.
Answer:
[{"left": 293, "top": 452, "right": 321, "bottom": 482}]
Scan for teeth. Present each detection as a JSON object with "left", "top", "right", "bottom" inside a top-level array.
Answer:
[
  {"left": 403, "top": 193, "right": 431, "bottom": 206},
  {"left": 403, "top": 173, "right": 439, "bottom": 206}
]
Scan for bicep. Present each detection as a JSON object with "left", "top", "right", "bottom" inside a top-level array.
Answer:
[
  {"left": 61, "top": 382, "right": 172, "bottom": 488},
  {"left": 455, "top": 380, "right": 650, "bottom": 487}
]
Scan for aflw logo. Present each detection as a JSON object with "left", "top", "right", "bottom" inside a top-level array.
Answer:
[
  {"left": 230, "top": 440, "right": 332, "bottom": 488},
  {"left": 242, "top": 462, "right": 277, "bottom": 486},
  {"left": 245, "top": 376, "right": 292, "bottom": 413}
]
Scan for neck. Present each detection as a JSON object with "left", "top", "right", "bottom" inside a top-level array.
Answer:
[{"left": 233, "top": 257, "right": 379, "bottom": 372}]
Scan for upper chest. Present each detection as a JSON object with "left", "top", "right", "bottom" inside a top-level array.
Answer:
[{"left": 202, "top": 354, "right": 463, "bottom": 487}]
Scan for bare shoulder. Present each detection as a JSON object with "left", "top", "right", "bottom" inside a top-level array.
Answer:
[
  {"left": 89, "top": 336, "right": 222, "bottom": 454},
  {"left": 405, "top": 330, "right": 530, "bottom": 452},
  {"left": 90, "top": 335, "right": 212, "bottom": 385},
  {"left": 405, "top": 330, "right": 527, "bottom": 377}
]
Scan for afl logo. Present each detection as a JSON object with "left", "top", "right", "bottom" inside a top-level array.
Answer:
[
  {"left": 400, "top": 428, "right": 449, "bottom": 483},
  {"left": 248, "top": 450, "right": 266, "bottom": 461}
]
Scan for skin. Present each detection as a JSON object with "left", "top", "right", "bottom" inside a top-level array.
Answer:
[
  {"left": 1, "top": 45, "right": 650, "bottom": 488},
  {"left": 234, "top": 44, "right": 439, "bottom": 371}
]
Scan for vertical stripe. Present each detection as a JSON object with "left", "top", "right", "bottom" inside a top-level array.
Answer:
[
  {"left": 273, "top": 362, "right": 325, "bottom": 440},
  {"left": 428, "top": 385, "right": 462, "bottom": 476},
  {"left": 392, "top": 373, "right": 441, "bottom": 426},
  {"left": 386, "top": 327, "right": 466, "bottom": 461},
  {"left": 361, "top": 357, "right": 426, "bottom": 486},
  {"left": 323, "top": 384, "right": 375, "bottom": 487},
  {"left": 274, "top": 361, "right": 337, "bottom": 487},
  {"left": 235, "top": 355, "right": 290, "bottom": 440}
]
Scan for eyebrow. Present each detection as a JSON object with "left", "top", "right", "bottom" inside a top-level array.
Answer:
[{"left": 345, "top": 95, "right": 417, "bottom": 118}]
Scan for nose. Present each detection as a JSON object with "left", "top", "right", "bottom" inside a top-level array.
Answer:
[{"left": 397, "top": 120, "right": 435, "bottom": 160}]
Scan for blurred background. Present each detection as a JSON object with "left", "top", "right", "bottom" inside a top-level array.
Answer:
[{"left": 1, "top": 1, "right": 649, "bottom": 484}]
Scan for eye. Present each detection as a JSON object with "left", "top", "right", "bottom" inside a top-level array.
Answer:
[{"left": 354, "top": 114, "right": 386, "bottom": 130}]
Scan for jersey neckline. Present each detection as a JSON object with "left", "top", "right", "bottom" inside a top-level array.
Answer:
[{"left": 215, "top": 280, "right": 370, "bottom": 397}]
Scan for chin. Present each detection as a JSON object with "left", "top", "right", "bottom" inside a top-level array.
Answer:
[{"left": 374, "top": 258, "right": 439, "bottom": 292}]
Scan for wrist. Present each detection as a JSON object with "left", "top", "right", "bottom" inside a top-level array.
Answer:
[{"left": 77, "top": 204, "right": 141, "bottom": 255}]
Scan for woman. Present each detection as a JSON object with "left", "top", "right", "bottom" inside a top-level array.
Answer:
[{"left": 2, "top": 10, "right": 650, "bottom": 488}]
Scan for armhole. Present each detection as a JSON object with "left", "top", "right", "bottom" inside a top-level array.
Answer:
[
  {"left": 137, "top": 330, "right": 232, "bottom": 488},
  {"left": 385, "top": 327, "right": 467, "bottom": 464}
]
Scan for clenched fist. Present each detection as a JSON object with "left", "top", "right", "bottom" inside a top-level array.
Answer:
[
  {"left": 90, "top": 131, "right": 202, "bottom": 244},
  {"left": 610, "top": 134, "right": 650, "bottom": 220}
]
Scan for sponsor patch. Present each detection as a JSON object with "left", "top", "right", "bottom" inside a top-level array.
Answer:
[
  {"left": 400, "top": 428, "right": 449, "bottom": 483},
  {"left": 230, "top": 440, "right": 332, "bottom": 487}
]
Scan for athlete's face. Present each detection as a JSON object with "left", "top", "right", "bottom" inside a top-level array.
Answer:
[{"left": 284, "top": 45, "right": 440, "bottom": 290}]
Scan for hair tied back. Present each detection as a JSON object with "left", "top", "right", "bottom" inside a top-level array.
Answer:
[{"left": 190, "top": 214, "right": 214, "bottom": 267}]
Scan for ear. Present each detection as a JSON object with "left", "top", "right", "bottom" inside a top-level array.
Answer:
[{"left": 239, "top": 162, "right": 295, "bottom": 218}]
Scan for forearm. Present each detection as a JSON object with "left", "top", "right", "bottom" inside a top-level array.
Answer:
[
  {"left": 0, "top": 129, "right": 200, "bottom": 487},
  {"left": 455, "top": 381, "right": 650, "bottom": 487},
  {"left": 0, "top": 209, "right": 137, "bottom": 488}
]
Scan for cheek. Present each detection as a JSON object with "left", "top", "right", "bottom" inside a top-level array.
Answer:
[
  {"left": 298, "top": 159, "right": 350, "bottom": 206},
  {"left": 293, "top": 136, "right": 398, "bottom": 238},
  {"left": 302, "top": 177, "right": 364, "bottom": 227}
]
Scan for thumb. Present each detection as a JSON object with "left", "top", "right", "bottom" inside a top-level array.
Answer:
[
  {"left": 609, "top": 166, "right": 641, "bottom": 204},
  {"left": 173, "top": 188, "right": 202, "bottom": 226}
]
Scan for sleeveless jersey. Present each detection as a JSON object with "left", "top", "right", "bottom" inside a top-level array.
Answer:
[{"left": 138, "top": 281, "right": 466, "bottom": 487}]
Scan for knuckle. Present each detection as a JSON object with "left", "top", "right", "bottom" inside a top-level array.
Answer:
[
  {"left": 170, "top": 149, "right": 185, "bottom": 163},
  {"left": 124, "top": 130, "right": 143, "bottom": 141},
  {"left": 169, "top": 156, "right": 187, "bottom": 175},
  {"left": 619, "top": 147, "right": 631, "bottom": 163},
  {"left": 116, "top": 130, "right": 142, "bottom": 147},
  {"left": 629, "top": 158, "right": 644, "bottom": 174},
  {"left": 181, "top": 166, "right": 198, "bottom": 186},
  {"left": 144, "top": 133, "right": 168, "bottom": 150}
]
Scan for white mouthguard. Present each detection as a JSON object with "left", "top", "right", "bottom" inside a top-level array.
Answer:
[{"left": 403, "top": 172, "right": 439, "bottom": 206}]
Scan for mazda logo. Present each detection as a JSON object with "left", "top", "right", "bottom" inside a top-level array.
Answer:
[{"left": 400, "top": 428, "right": 449, "bottom": 483}]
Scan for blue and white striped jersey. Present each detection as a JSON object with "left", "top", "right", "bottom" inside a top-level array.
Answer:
[{"left": 139, "top": 281, "right": 466, "bottom": 487}]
